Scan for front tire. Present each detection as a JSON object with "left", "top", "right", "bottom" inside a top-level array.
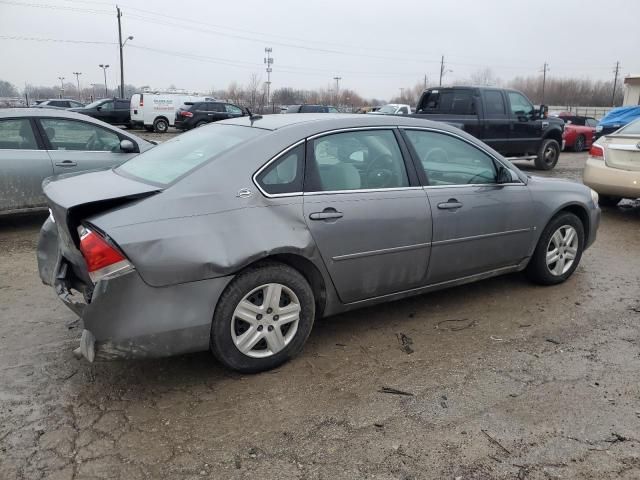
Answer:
[
  {"left": 210, "top": 263, "right": 315, "bottom": 373},
  {"left": 525, "top": 212, "right": 584, "bottom": 285},
  {"left": 535, "top": 138, "right": 560, "bottom": 170}
]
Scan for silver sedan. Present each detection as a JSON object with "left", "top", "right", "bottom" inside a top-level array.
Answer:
[
  {"left": 37, "top": 114, "right": 600, "bottom": 372},
  {"left": 0, "top": 108, "right": 153, "bottom": 215}
]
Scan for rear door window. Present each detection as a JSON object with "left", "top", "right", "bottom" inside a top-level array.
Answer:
[
  {"left": 484, "top": 90, "right": 506, "bottom": 116},
  {"left": 116, "top": 100, "right": 130, "bottom": 109},
  {"left": 0, "top": 118, "right": 39, "bottom": 149},
  {"left": 306, "top": 130, "right": 409, "bottom": 191},
  {"left": 117, "top": 124, "right": 264, "bottom": 186}
]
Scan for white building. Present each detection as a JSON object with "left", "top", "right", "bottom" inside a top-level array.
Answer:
[{"left": 623, "top": 74, "right": 640, "bottom": 106}]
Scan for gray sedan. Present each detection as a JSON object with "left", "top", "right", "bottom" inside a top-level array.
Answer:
[
  {"left": 0, "top": 109, "right": 153, "bottom": 215},
  {"left": 37, "top": 114, "right": 600, "bottom": 372}
]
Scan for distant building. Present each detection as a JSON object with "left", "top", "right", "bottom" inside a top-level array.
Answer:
[{"left": 623, "top": 74, "right": 640, "bottom": 106}]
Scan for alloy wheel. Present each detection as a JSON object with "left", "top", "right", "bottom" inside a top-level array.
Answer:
[
  {"left": 231, "top": 283, "right": 301, "bottom": 358},
  {"left": 546, "top": 225, "right": 578, "bottom": 276},
  {"left": 544, "top": 144, "right": 558, "bottom": 165}
]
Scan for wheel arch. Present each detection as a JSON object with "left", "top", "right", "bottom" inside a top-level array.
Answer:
[
  {"left": 232, "top": 253, "right": 329, "bottom": 318},
  {"left": 550, "top": 202, "right": 591, "bottom": 245},
  {"left": 543, "top": 128, "right": 563, "bottom": 145}
]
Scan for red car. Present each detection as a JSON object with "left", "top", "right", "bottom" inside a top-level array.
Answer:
[{"left": 552, "top": 112, "right": 597, "bottom": 152}]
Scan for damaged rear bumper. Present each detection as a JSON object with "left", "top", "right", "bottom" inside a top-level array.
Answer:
[{"left": 66, "top": 270, "right": 233, "bottom": 361}]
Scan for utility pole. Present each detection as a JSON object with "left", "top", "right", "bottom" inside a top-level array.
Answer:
[
  {"left": 439, "top": 56, "right": 444, "bottom": 86},
  {"left": 99, "top": 64, "right": 109, "bottom": 97},
  {"left": 424, "top": 74, "right": 427, "bottom": 90},
  {"left": 58, "top": 76, "right": 65, "bottom": 98},
  {"left": 73, "top": 72, "right": 82, "bottom": 101},
  {"left": 541, "top": 62, "right": 549, "bottom": 104},
  {"left": 116, "top": 6, "right": 134, "bottom": 98},
  {"left": 333, "top": 76, "right": 342, "bottom": 106},
  {"left": 264, "top": 47, "right": 273, "bottom": 111},
  {"left": 611, "top": 61, "right": 620, "bottom": 107},
  {"left": 399, "top": 87, "right": 405, "bottom": 100}
]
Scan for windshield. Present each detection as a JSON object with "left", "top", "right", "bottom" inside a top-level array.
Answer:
[
  {"left": 379, "top": 105, "right": 398, "bottom": 114},
  {"left": 617, "top": 119, "right": 640, "bottom": 135},
  {"left": 116, "top": 124, "right": 265, "bottom": 186},
  {"left": 83, "top": 100, "right": 108, "bottom": 109}
]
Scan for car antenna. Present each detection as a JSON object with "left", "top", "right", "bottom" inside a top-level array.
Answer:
[{"left": 246, "top": 107, "right": 262, "bottom": 126}]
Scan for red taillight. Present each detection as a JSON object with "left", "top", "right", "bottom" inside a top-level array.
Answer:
[
  {"left": 79, "top": 228, "right": 132, "bottom": 283},
  {"left": 139, "top": 94, "right": 143, "bottom": 107},
  {"left": 589, "top": 144, "right": 604, "bottom": 159},
  {"left": 180, "top": 110, "right": 193, "bottom": 117}
]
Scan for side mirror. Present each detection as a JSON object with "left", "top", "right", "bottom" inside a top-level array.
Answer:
[
  {"left": 497, "top": 166, "right": 519, "bottom": 184},
  {"left": 96, "top": 106, "right": 102, "bottom": 111},
  {"left": 539, "top": 104, "right": 548, "bottom": 119},
  {"left": 120, "top": 139, "right": 135, "bottom": 153}
]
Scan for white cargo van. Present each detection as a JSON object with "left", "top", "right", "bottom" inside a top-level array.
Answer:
[{"left": 130, "top": 91, "right": 215, "bottom": 133}]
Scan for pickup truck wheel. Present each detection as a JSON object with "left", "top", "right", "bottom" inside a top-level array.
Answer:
[
  {"left": 153, "top": 118, "right": 169, "bottom": 133},
  {"left": 535, "top": 139, "right": 560, "bottom": 170},
  {"left": 572, "top": 135, "right": 585, "bottom": 152}
]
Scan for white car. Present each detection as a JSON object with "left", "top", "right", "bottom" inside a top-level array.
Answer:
[{"left": 367, "top": 103, "right": 412, "bottom": 115}]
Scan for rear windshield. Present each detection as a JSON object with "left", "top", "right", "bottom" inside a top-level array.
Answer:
[
  {"left": 116, "top": 124, "right": 264, "bottom": 186},
  {"left": 617, "top": 120, "right": 640, "bottom": 135}
]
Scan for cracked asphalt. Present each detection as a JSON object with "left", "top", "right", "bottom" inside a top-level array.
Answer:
[{"left": 1, "top": 150, "right": 640, "bottom": 479}]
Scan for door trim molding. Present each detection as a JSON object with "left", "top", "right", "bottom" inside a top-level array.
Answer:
[
  {"left": 332, "top": 242, "right": 430, "bottom": 262},
  {"left": 431, "top": 227, "right": 533, "bottom": 246}
]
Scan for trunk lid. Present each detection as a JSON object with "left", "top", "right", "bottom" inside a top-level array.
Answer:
[
  {"left": 39, "top": 169, "right": 161, "bottom": 287},
  {"left": 602, "top": 135, "right": 640, "bottom": 171}
]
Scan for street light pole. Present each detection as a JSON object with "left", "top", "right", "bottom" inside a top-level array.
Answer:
[
  {"left": 73, "top": 72, "right": 82, "bottom": 101},
  {"left": 99, "top": 64, "right": 109, "bottom": 97},
  {"left": 58, "top": 76, "right": 65, "bottom": 98},
  {"left": 264, "top": 47, "right": 273, "bottom": 112}
]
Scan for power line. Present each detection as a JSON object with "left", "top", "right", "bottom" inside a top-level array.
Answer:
[
  {"left": 0, "top": 0, "right": 111, "bottom": 14},
  {"left": 0, "top": 35, "right": 116, "bottom": 44}
]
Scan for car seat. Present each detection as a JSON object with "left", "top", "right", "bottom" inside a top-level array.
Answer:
[{"left": 320, "top": 163, "right": 361, "bottom": 191}]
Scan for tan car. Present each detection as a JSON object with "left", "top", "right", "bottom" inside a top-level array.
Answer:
[{"left": 583, "top": 119, "right": 640, "bottom": 206}]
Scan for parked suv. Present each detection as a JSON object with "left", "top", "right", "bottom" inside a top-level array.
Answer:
[
  {"left": 68, "top": 98, "right": 132, "bottom": 126},
  {"left": 175, "top": 101, "right": 246, "bottom": 130},
  {"left": 284, "top": 105, "right": 339, "bottom": 113}
]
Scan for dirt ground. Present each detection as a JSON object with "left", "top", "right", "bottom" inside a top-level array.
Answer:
[{"left": 1, "top": 151, "right": 640, "bottom": 480}]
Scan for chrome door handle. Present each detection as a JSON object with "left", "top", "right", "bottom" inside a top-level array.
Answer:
[
  {"left": 309, "top": 209, "right": 343, "bottom": 220},
  {"left": 437, "top": 199, "right": 463, "bottom": 210},
  {"left": 55, "top": 161, "right": 77, "bottom": 167}
]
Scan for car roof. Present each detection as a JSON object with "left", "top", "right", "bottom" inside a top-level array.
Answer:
[{"left": 222, "top": 112, "right": 464, "bottom": 135}]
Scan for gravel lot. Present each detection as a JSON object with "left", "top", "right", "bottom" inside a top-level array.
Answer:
[{"left": 1, "top": 149, "right": 639, "bottom": 480}]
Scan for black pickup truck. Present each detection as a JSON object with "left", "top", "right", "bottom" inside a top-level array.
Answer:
[{"left": 410, "top": 86, "right": 564, "bottom": 170}]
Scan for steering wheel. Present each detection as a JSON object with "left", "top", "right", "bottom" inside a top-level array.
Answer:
[
  {"left": 365, "top": 153, "right": 397, "bottom": 188},
  {"left": 425, "top": 147, "right": 449, "bottom": 164},
  {"left": 466, "top": 170, "right": 493, "bottom": 184}
]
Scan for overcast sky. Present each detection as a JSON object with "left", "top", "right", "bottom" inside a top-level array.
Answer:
[{"left": 1, "top": 0, "right": 639, "bottom": 99}]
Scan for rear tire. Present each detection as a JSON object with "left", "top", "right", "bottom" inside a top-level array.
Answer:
[
  {"left": 195, "top": 121, "right": 208, "bottom": 128},
  {"left": 572, "top": 134, "right": 585, "bottom": 152},
  {"left": 525, "top": 212, "right": 584, "bottom": 285},
  {"left": 535, "top": 138, "right": 560, "bottom": 170},
  {"left": 599, "top": 195, "right": 621, "bottom": 207},
  {"left": 153, "top": 117, "right": 169, "bottom": 133},
  {"left": 210, "top": 263, "right": 315, "bottom": 373}
]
